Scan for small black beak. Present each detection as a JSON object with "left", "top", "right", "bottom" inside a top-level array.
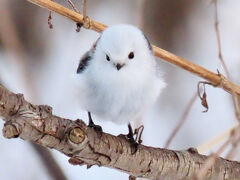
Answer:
[{"left": 116, "top": 63, "right": 124, "bottom": 70}]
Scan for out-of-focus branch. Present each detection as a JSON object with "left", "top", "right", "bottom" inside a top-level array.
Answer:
[
  {"left": 1, "top": 85, "right": 240, "bottom": 179},
  {"left": 66, "top": 0, "right": 79, "bottom": 12},
  {"left": 25, "top": 0, "right": 240, "bottom": 98},
  {"left": 195, "top": 138, "right": 233, "bottom": 180},
  {"left": 213, "top": 0, "right": 240, "bottom": 122},
  {"left": 164, "top": 92, "right": 198, "bottom": 148},
  {"left": 0, "top": 1, "right": 67, "bottom": 179},
  {"left": 197, "top": 124, "right": 238, "bottom": 154},
  {"left": 32, "top": 144, "right": 67, "bottom": 180},
  {"left": 195, "top": 2, "right": 240, "bottom": 179}
]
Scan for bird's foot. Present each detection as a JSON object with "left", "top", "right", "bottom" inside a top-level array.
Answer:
[
  {"left": 118, "top": 124, "right": 145, "bottom": 154},
  {"left": 88, "top": 112, "right": 103, "bottom": 133},
  {"left": 127, "top": 133, "right": 138, "bottom": 154},
  {"left": 88, "top": 121, "right": 103, "bottom": 132},
  {"left": 134, "top": 125, "right": 144, "bottom": 145},
  {"left": 127, "top": 124, "right": 144, "bottom": 154}
]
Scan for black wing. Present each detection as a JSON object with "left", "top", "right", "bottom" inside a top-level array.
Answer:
[
  {"left": 77, "top": 50, "right": 93, "bottom": 74},
  {"left": 77, "top": 38, "right": 100, "bottom": 74}
]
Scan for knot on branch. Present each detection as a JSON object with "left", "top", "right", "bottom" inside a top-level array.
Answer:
[
  {"left": 75, "top": 16, "right": 92, "bottom": 32},
  {"left": 0, "top": 86, "right": 25, "bottom": 118},
  {"left": 39, "top": 105, "right": 53, "bottom": 118},
  {"left": 83, "top": 16, "right": 92, "bottom": 29},
  {"left": 3, "top": 122, "right": 20, "bottom": 138},
  {"left": 68, "top": 157, "right": 85, "bottom": 166},
  {"left": 217, "top": 71, "right": 227, "bottom": 88},
  {"left": 69, "top": 127, "right": 85, "bottom": 144},
  {"left": 65, "top": 119, "right": 88, "bottom": 151}
]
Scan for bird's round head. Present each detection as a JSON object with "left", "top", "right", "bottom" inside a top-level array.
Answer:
[{"left": 94, "top": 24, "right": 154, "bottom": 72}]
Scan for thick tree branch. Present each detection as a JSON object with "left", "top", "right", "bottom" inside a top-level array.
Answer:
[
  {"left": 0, "top": 1, "right": 67, "bottom": 179},
  {"left": 25, "top": 0, "right": 240, "bottom": 98},
  {"left": 1, "top": 85, "right": 240, "bottom": 179}
]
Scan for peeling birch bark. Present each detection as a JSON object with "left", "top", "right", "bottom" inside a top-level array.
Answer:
[{"left": 0, "top": 85, "right": 240, "bottom": 180}]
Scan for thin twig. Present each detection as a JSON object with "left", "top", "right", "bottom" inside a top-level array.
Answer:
[
  {"left": 66, "top": 0, "right": 79, "bottom": 12},
  {"left": 226, "top": 138, "right": 240, "bottom": 160},
  {"left": 83, "top": 0, "right": 87, "bottom": 20},
  {"left": 212, "top": 0, "right": 240, "bottom": 162},
  {"left": 225, "top": 126, "right": 240, "bottom": 159},
  {"left": 65, "top": 0, "right": 82, "bottom": 32},
  {"left": 196, "top": 1, "right": 240, "bottom": 179},
  {"left": 25, "top": 0, "right": 240, "bottom": 99},
  {"left": 213, "top": 0, "right": 240, "bottom": 122},
  {"left": 164, "top": 92, "right": 198, "bottom": 148},
  {"left": 197, "top": 124, "right": 238, "bottom": 154},
  {"left": 195, "top": 138, "right": 232, "bottom": 180}
]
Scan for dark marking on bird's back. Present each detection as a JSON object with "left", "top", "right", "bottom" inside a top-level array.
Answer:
[
  {"left": 143, "top": 33, "right": 152, "bottom": 51},
  {"left": 77, "top": 52, "right": 92, "bottom": 73},
  {"left": 77, "top": 37, "right": 101, "bottom": 74}
]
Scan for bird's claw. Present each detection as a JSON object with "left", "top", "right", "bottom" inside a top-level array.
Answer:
[
  {"left": 118, "top": 124, "right": 144, "bottom": 154},
  {"left": 128, "top": 134, "right": 138, "bottom": 154},
  {"left": 88, "top": 112, "right": 103, "bottom": 134},
  {"left": 88, "top": 122, "right": 103, "bottom": 133},
  {"left": 117, "top": 133, "right": 138, "bottom": 154},
  {"left": 134, "top": 125, "right": 144, "bottom": 145}
]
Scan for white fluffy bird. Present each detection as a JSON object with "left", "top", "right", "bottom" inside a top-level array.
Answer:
[{"left": 77, "top": 24, "right": 165, "bottom": 147}]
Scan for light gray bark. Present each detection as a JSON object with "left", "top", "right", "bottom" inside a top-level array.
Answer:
[{"left": 0, "top": 85, "right": 240, "bottom": 180}]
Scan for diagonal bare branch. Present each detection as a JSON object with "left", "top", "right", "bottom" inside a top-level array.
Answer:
[
  {"left": 197, "top": 124, "right": 238, "bottom": 154},
  {"left": 164, "top": 92, "right": 198, "bottom": 148},
  {"left": 25, "top": 0, "right": 240, "bottom": 99},
  {"left": 31, "top": 144, "right": 67, "bottom": 180}
]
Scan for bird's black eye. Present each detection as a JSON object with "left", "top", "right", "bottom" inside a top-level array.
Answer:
[
  {"left": 128, "top": 52, "right": 134, "bottom": 59},
  {"left": 106, "top": 55, "right": 110, "bottom": 61}
]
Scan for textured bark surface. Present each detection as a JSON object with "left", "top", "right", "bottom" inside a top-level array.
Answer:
[{"left": 1, "top": 85, "right": 240, "bottom": 179}]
